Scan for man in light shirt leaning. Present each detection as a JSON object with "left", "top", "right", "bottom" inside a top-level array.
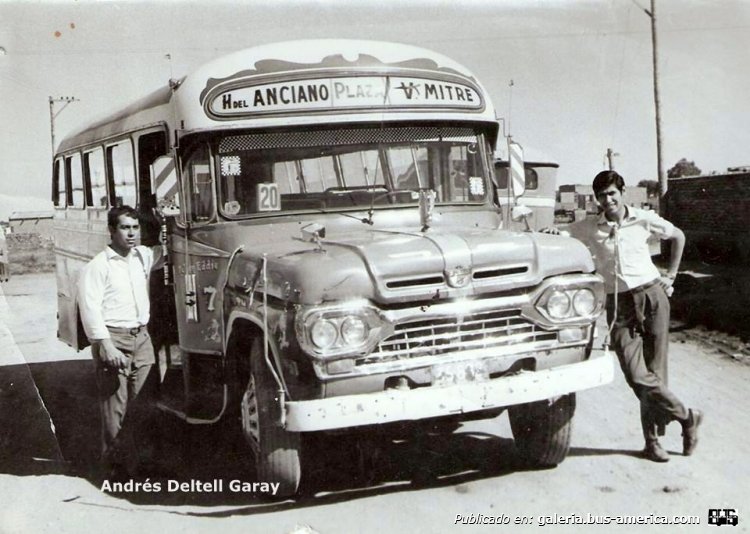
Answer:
[
  {"left": 78, "top": 205, "right": 163, "bottom": 478},
  {"left": 542, "top": 170, "right": 702, "bottom": 463}
]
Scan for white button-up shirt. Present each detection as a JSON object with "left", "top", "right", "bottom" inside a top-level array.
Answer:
[
  {"left": 567, "top": 207, "right": 674, "bottom": 294},
  {"left": 78, "top": 245, "right": 157, "bottom": 340}
]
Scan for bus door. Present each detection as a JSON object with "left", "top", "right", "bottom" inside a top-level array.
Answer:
[{"left": 155, "top": 143, "right": 229, "bottom": 418}]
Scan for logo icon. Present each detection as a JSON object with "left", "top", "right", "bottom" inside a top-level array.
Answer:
[
  {"left": 708, "top": 509, "right": 739, "bottom": 526},
  {"left": 446, "top": 266, "right": 471, "bottom": 288},
  {"left": 395, "top": 82, "right": 420, "bottom": 99}
]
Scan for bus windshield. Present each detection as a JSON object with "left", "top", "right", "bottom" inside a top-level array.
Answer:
[{"left": 215, "top": 126, "right": 489, "bottom": 217}]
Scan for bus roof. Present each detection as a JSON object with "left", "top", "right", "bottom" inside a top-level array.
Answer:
[
  {"left": 494, "top": 144, "right": 559, "bottom": 167},
  {"left": 57, "top": 40, "right": 498, "bottom": 155}
]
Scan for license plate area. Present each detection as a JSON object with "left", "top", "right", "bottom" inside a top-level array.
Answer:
[{"left": 431, "top": 360, "right": 489, "bottom": 387}]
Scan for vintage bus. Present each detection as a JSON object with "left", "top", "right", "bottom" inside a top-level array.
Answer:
[{"left": 53, "top": 40, "right": 612, "bottom": 496}]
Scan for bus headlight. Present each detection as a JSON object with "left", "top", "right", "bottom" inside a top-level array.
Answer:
[
  {"left": 297, "top": 302, "right": 391, "bottom": 358},
  {"left": 310, "top": 319, "right": 338, "bottom": 349},
  {"left": 546, "top": 290, "right": 571, "bottom": 319},
  {"left": 341, "top": 316, "right": 369, "bottom": 345},
  {"left": 572, "top": 288, "right": 596, "bottom": 316}
]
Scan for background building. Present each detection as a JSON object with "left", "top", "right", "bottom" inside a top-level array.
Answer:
[
  {"left": 8, "top": 211, "right": 54, "bottom": 239},
  {"left": 556, "top": 185, "right": 650, "bottom": 216}
]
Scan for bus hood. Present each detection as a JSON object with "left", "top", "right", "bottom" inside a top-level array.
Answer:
[{"left": 227, "top": 224, "right": 594, "bottom": 305}]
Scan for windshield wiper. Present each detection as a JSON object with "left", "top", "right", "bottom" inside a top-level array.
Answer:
[{"left": 364, "top": 188, "right": 419, "bottom": 225}]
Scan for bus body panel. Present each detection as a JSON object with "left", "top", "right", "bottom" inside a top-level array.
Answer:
[{"left": 54, "top": 207, "right": 108, "bottom": 348}]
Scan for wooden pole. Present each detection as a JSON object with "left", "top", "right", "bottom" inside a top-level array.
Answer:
[{"left": 649, "top": 0, "right": 666, "bottom": 211}]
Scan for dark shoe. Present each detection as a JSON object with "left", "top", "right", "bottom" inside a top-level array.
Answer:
[
  {"left": 642, "top": 441, "right": 670, "bottom": 462},
  {"left": 682, "top": 408, "right": 703, "bottom": 456}
]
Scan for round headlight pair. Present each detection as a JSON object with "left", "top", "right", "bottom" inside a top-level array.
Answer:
[
  {"left": 546, "top": 288, "right": 596, "bottom": 319},
  {"left": 310, "top": 316, "right": 369, "bottom": 350}
]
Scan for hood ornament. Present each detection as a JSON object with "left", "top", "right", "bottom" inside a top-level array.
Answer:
[{"left": 301, "top": 222, "right": 326, "bottom": 252}]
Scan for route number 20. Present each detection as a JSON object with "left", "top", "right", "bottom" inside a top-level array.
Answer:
[{"left": 256, "top": 183, "right": 280, "bottom": 212}]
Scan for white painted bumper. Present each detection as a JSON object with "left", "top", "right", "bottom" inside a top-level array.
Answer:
[{"left": 284, "top": 348, "right": 614, "bottom": 432}]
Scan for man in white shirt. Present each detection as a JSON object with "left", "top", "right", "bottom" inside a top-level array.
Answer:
[
  {"left": 544, "top": 171, "right": 702, "bottom": 462},
  {"left": 78, "top": 205, "right": 162, "bottom": 478}
]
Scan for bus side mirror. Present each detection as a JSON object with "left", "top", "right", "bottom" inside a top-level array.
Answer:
[
  {"left": 150, "top": 155, "right": 181, "bottom": 218},
  {"left": 511, "top": 204, "right": 533, "bottom": 232}
]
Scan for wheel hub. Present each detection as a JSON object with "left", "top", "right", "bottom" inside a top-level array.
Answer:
[{"left": 240, "top": 375, "right": 260, "bottom": 456}]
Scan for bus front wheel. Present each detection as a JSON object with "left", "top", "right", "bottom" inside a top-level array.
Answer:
[
  {"left": 508, "top": 393, "right": 575, "bottom": 468},
  {"left": 240, "top": 338, "right": 302, "bottom": 497}
]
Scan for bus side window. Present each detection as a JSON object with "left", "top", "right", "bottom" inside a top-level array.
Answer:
[
  {"left": 493, "top": 165, "right": 538, "bottom": 190},
  {"left": 65, "top": 154, "right": 84, "bottom": 208},
  {"left": 137, "top": 131, "right": 168, "bottom": 210},
  {"left": 107, "top": 140, "right": 137, "bottom": 207},
  {"left": 85, "top": 147, "right": 108, "bottom": 208},
  {"left": 494, "top": 166, "right": 509, "bottom": 189},
  {"left": 136, "top": 131, "right": 168, "bottom": 243},
  {"left": 525, "top": 168, "right": 539, "bottom": 190},
  {"left": 186, "top": 144, "right": 214, "bottom": 223},
  {"left": 53, "top": 158, "right": 67, "bottom": 207}
]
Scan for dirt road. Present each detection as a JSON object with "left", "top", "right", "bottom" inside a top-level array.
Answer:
[{"left": 1, "top": 273, "right": 748, "bottom": 533}]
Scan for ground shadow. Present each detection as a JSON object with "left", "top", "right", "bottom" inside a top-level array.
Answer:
[
  {"left": 568, "top": 446, "right": 642, "bottom": 459},
  {"left": 6, "top": 357, "right": 651, "bottom": 512}
]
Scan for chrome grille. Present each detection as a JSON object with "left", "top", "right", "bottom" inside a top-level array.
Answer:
[{"left": 359, "top": 308, "right": 557, "bottom": 365}]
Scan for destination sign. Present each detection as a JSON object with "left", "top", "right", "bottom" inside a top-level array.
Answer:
[{"left": 207, "top": 75, "right": 483, "bottom": 117}]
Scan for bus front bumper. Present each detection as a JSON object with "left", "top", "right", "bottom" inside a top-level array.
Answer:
[{"left": 284, "top": 348, "right": 613, "bottom": 432}]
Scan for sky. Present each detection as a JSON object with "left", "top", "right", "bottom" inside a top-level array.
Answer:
[{"left": 1, "top": 0, "right": 749, "bottom": 201}]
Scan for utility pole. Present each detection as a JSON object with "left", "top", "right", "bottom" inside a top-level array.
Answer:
[
  {"left": 48, "top": 96, "right": 79, "bottom": 156},
  {"left": 646, "top": 0, "right": 666, "bottom": 210},
  {"left": 606, "top": 148, "right": 620, "bottom": 171}
]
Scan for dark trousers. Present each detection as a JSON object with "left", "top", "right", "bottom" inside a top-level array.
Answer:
[
  {"left": 606, "top": 282, "right": 688, "bottom": 443},
  {"left": 94, "top": 327, "right": 157, "bottom": 472}
]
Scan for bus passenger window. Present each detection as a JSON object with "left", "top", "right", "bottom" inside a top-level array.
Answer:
[
  {"left": 107, "top": 140, "right": 137, "bottom": 207},
  {"left": 338, "top": 150, "right": 385, "bottom": 187},
  {"left": 273, "top": 161, "right": 300, "bottom": 195},
  {"left": 85, "top": 147, "right": 108, "bottom": 207},
  {"left": 186, "top": 145, "right": 214, "bottom": 222},
  {"left": 67, "top": 153, "right": 84, "bottom": 208},
  {"left": 390, "top": 146, "right": 428, "bottom": 190},
  {"left": 299, "top": 156, "right": 337, "bottom": 193},
  {"left": 53, "top": 158, "right": 67, "bottom": 207},
  {"left": 525, "top": 168, "right": 539, "bottom": 190},
  {"left": 493, "top": 165, "right": 538, "bottom": 191}
]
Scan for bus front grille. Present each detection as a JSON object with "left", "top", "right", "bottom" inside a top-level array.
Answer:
[{"left": 359, "top": 308, "right": 557, "bottom": 366}]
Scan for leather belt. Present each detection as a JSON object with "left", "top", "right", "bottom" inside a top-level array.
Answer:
[
  {"left": 618, "top": 278, "right": 659, "bottom": 296},
  {"left": 106, "top": 324, "right": 146, "bottom": 336}
]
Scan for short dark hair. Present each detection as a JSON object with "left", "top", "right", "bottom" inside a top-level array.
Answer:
[
  {"left": 592, "top": 170, "right": 625, "bottom": 195},
  {"left": 107, "top": 205, "right": 139, "bottom": 229}
]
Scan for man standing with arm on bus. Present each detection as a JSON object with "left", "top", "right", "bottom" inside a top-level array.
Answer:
[
  {"left": 543, "top": 170, "right": 702, "bottom": 462},
  {"left": 78, "top": 205, "right": 162, "bottom": 479}
]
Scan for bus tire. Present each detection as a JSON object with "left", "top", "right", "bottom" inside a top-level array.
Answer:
[
  {"left": 508, "top": 393, "right": 575, "bottom": 468},
  {"left": 240, "top": 337, "right": 302, "bottom": 497}
]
